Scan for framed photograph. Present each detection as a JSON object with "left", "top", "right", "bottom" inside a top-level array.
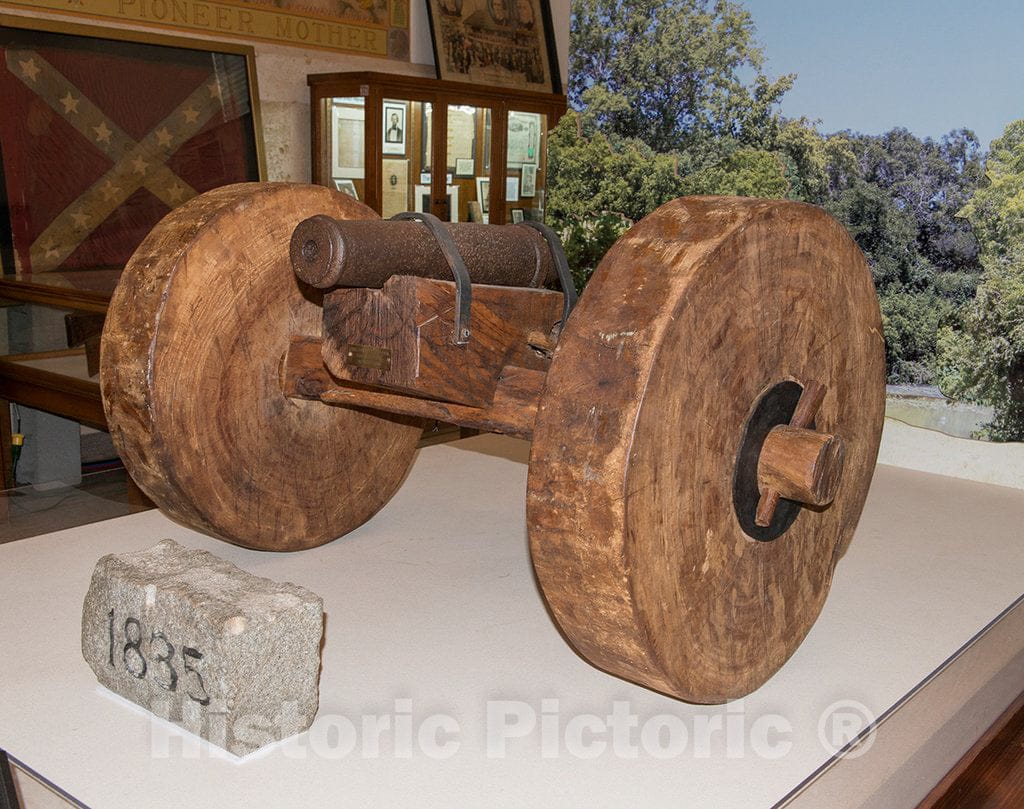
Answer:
[
  {"left": 455, "top": 158, "right": 475, "bottom": 177},
  {"left": 425, "top": 0, "right": 561, "bottom": 94},
  {"left": 476, "top": 176, "right": 490, "bottom": 214},
  {"left": 420, "top": 172, "right": 432, "bottom": 184},
  {"left": 506, "top": 176, "right": 520, "bottom": 203},
  {"left": 333, "top": 179, "right": 359, "bottom": 199},
  {"left": 521, "top": 163, "right": 537, "bottom": 197},
  {"left": 507, "top": 112, "right": 542, "bottom": 167},
  {"left": 511, "top": 208, "right": 524, "bottom": 224},
  {"left": 332, "top": 103, "right": 365, "bottom": 179},
  {"left": 0, "top": 17, "right": 263, "bottom": 275},
  {"left": 382, "top": 100, "right": 407, "bottom": 155}
]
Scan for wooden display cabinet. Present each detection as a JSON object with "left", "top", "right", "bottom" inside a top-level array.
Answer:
[{"left": 308, "top": 72, "right": 566, "bottom": 226}]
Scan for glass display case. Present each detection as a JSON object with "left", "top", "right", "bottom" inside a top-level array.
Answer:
[{"left": 308, "top": 72, "right": 565, "bottom": 226}]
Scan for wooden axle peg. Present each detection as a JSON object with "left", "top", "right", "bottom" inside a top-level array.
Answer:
[
  {"left": 757, "top": 426, "right": 846, "bottom": 512},
  {"left": 754, "top": 380, "right": 836, "bottom": 527}
]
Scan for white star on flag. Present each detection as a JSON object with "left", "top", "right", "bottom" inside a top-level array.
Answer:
[
  {"left": 93, "top": 121, "right": 112, "bottom": 143},
  {"left": 131, "top": 155, "right": 149, "bottom": 175},
  {"left": 183, "top": 106, "right": 199, "bottom": 124},
  {"left": 70, "top": 211, "right": 90, "bottom": 229},
  {"left": 155, "top": 127, "right": 173, "bottom": 147},
  {"left": 19, "top": 58, "right": 39, "bottom": 81},
  {"left": 207, "top": 80, "right": 221, "bottom": 99},
  {"left": 60, "top": 92, "right": 79, "bottom": 114}
]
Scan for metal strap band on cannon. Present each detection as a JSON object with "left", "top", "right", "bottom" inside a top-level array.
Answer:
[
  {"left": 390, "top": 211, "right": 473, "bottom": 345},
  {"left": 516, "top": 220, "right": 578, "bottom": 329}
]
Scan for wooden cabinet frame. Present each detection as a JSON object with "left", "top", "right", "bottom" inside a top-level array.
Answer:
[{"left": 308, "top": 71, "right": 565, "bottom": 225}]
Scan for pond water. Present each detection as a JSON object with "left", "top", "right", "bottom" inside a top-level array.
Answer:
[{"left": 885, "top": 385, "right": 994, "bottom": 440}]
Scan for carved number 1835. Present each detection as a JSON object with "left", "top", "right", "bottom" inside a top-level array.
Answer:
[{"left": 106, "top": 609, "right": 211, "bottom": 706}]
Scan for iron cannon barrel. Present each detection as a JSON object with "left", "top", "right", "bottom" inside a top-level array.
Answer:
[{"left": 290, "top": 216, "right": 557, "bottom": 290}]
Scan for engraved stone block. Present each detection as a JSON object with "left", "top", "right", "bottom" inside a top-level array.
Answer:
[{"left": 81, "top": 539, "right": 324, "bottom": 755}]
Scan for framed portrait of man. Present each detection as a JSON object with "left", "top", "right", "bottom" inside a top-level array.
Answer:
[{"left": 382, "top": 100, "right": 407, "bottom": 156}]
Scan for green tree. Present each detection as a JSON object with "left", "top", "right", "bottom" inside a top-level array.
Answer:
[
  {"left": 679, "top": 148, "right": 789, "bottom": 198},
  {"left": 959, "top": 120, "right": 1024, "bottom": 261},
  {"left": 545, "top": 112, "right": 683, "bottom": 287},
  {"left": 935, "top": 120, "right": 1024, "bottom": 440},
  {"left": 569, "top": 0, "right": 793, "bottom": 159}
]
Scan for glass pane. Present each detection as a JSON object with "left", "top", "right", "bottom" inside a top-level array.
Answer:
[
  {"left": 1, "top": 303, "right": 77, "bottom": 354},
  {"left": 504, "top": 110, "right": 547, "bottom": 223},
  {"left": 444, "top": 103, "right": 492, "bottom": 224},
  {"left": 380, "top": 98, "right": 430, "bottom": 218},
  {"left": 324, "top": 96, "right": 365, "bottom": 202}
]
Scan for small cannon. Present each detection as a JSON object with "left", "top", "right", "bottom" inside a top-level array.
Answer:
[{"left": 101, "top": 183, "right": 885, "bottom": 703}]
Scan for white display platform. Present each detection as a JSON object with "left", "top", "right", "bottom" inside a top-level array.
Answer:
[{"left": 2, "top": 436, "right": 1023, "bottom": 808}]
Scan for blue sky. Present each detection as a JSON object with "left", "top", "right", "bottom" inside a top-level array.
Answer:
[{"left": 739, "top": 0, "right": 1024, "bottom": 149}]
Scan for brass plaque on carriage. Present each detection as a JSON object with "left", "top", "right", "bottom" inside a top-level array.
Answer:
[{"left": 344, "top": 343, "right": 392, "bottom": 371}]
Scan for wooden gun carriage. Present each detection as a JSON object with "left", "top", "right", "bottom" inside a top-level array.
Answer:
[{"left": 101, "top": 183, "right": 885, "bottom": 703}]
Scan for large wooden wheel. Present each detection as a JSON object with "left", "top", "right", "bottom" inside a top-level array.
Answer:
[
  {"left": 527, "top": 197, "right": 885, "bottom": 702},
  {"left": 101, "top": 183, "right": 422, "bottom": 551}
]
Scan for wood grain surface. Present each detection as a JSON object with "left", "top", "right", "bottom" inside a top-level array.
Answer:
[
  {"left": 101, "top": 183, "right": 422, "bottom": 551},
  {"left": 283, "top": 335, "right": 544, "bottom": 438},
  {"left": 322, "top": 276, "right": 562, "bottom": 407},
  {"left": 527, "top": 196, "right": 886, "bottom": 702}
]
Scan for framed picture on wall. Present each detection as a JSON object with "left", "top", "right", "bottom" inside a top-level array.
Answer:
[
  {"left": 382, "top": 158, "right": 410, "bottom": 218},
  {"left": 511, "top": 208, "right": 524, "bottom": 224},
  {"left": 507, "top": 112, "right": 542, "bottom": 167},
  {"left": 414, "top": 184, "right": 459, "bottom": 222},
  {"left": 332, "top": 103, "right": 365, "bottom": 179},
  {"left": 505, "top": 176, "right": 520, "bottom": 203},
  {"left": 333, "top": 179, "right": 359, "bottom": 199},
  {"left": 424, "top": 0, "right": 561, "bottom": 94},
  {"left": 455, "top": 158, "right": 475, "bottom": 177},
  {"left": 521, "top": 163, "right": 537, "bottom": 197},
  {"left": 421, "top": 102, "right": 433, "bottom": 170},
  {"left": 0, "top": 16, "right": 264, "bottom": 276},
  {"left": 476, "top": 176, "right": 490, "bottom": 214},
  {"left": 445, "top": 105, "right": 476, "bottom": 166},
  {"left": 382, "top": 100, "right": 407, "bottom": 155}
]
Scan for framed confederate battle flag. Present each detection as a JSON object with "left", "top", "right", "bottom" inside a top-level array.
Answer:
[{"left": 0, "top": 16, "right": 265, "bottom": 275}]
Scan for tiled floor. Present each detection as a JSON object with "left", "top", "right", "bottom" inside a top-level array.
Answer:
[{"left": 0, "top": 467, "right": 151, "bottom": 544}]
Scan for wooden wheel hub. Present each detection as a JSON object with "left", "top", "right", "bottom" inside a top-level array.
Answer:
[{"left": 527, "top": 197, "right": 885, "bottom": 703}]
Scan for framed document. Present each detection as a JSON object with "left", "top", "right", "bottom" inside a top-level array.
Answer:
[
  {"left": 332, "top": 103, "right": 365, "bottom": 179},
  {"left": 382, "top": 158, "right": 410, "bottom": 218},
  {"left": 505, "top": 176, "right": 520, "bottom": 203},
  {"left": 382, "top": 100, "right": 407, "bottom": 156},
  {"left": 455, "top": 158, "right": 475, "bottom": 177},
  {"left": 446, "top": 105, "right": 476, "bottom": 166},
  {"left": 507, "top": 111, "right": 541, "bottom": 168},
  {"left": 520, "top": 163, "right": 537, "bottom": 197}
]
